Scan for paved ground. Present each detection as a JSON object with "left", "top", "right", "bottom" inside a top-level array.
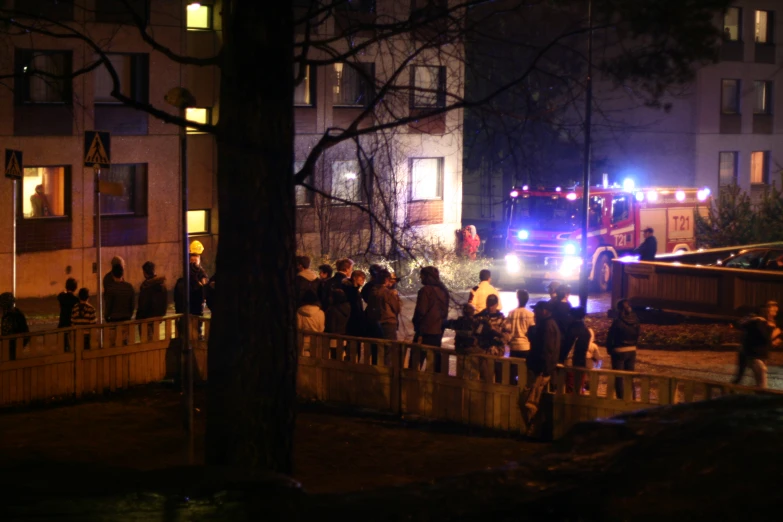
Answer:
[{"left": 0, "top": 386, "right": 546, "bottom": 494}]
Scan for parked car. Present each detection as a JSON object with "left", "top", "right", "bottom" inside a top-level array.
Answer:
[{"left": 717, "top": 248, "right": 783, "bottom": 270}]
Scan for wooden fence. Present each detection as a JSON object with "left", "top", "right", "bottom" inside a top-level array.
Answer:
[{"left": 3, "top": 317, "right": 781, "bottom": 439}]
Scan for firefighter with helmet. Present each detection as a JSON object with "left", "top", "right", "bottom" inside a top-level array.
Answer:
[{"left": 175, "top": 241, "right": 210, "bottom": 333}]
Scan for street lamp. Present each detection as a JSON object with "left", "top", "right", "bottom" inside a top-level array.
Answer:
[{"left": 164, "top": 86, "right": 196, "bottom": 461}]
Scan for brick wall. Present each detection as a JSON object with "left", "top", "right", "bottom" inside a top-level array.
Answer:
[{"left": 406, "top": 200, "right": 444, "bottom": 226}]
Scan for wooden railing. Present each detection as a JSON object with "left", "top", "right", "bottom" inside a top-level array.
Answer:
[
  {"left": 612, "top": 259, "right": 783, "bottom": 319},
  {"left": 3, "top": 317, "right": 781, "bottom": 440}
]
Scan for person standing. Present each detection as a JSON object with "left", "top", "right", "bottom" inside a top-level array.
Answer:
[
  {"left": 105, "top": 264, "right": 135, "bottom": 323},
  {"left": 732, "top": 301, "right": 781, "bottom": 388},
  {"left": 136, "top": 261, "right": 168, "bottom": 320},
  {"left": 635, "top": 227, "right": 658, "bottom": 261},
  {"left": 297, "top": 290, "right": 325, "bottom": 333},
  {"left": 521, "top": 301, "right": 561, "bottom": 431},
  {"left": 71, "top": 288, "right": 97, "bottom": 350},
  {"left": 552, "top": 284, "right": 574, "bottom": 364},
  {"left": 468, "top": 269, "right": 501, "bottom": 314},
  {"left": 474, "top": 294, "right": 508, "bottom": 382},
  {"left": 0, "top": 292, "right": 30, "bottom": 361},
  {"left": 378, "top": 270, "right": 401, "bottom": 342},
  {"left": 345, "top": 270, "right": 366, "bottom": 337},
  {"left": 295, "top": 255, "right": 321, "bottom": 308},
  {"left": 565, "top": 307, "right": 592, "bottom": 392},
  {"left": 322, "top": 258, "right": 354, "bottom": 312},
  {"left": 102, "top": 256, "right": 125, "bottom": 318},
  {"left": 325, "top": 289, "right": 351, "bottom": 335},
  {"left": 57, "top": 278, "right": 80, "bottom": 352},
  {"left": 606, "top": 299, "right": 640, "bottom": 399},
  {"left": 30, "top": 184, "right": 51, "bottom": 217},
  {"left": 412, "top": 266, "right": 450, "bottom": 347},
  {"left": 175, "top": 241, "right": 209, "bottom": 339},
  {"left": 506, "top": 289, "right": 535, "bottom": 358}
]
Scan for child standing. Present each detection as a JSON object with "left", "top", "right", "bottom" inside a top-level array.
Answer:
[
  {"left": 58, "top": 277, "right": 79, "bottom": 352},
  {"left": 71, "top": 288, "right": 97, "bottom": 350}
]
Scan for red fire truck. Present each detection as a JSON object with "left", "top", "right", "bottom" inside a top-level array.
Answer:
[{"left": 495, "top": 183, "right": 711, "bottom": 291}]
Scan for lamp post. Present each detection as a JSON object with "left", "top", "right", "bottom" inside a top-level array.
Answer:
[
  {"left": 164, "top": 86, "right": 196, "bottom": 462},
  {"left": 578, "top": 0, "right": 593, "bottom": 309}
]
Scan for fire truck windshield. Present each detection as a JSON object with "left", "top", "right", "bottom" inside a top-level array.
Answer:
[{"left": 509, "top": 195, "right": 582, "bottom": 230}]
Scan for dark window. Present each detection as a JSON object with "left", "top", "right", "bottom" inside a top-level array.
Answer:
[
  {"left": 95, "top": 0, "right": 149, "bottom": 25},
  {"left": 331, "top": 159, "right": 370, "bottom": 203},
  {"left": 15, "top": 49, "right": 72, "bottom": 105},
  {"left": 94, "top": 53, "right": 149, "bottom": 104},
  {"left": 100, "top": 164, "right": 147, "bottom": 216},
  {"left": 294, "top": 64, "right": 316, "bottom": 107},
  {"left": 294, "top": 160, "right": 313, "bottom": 206},
  {"left": 719, "top": 151, "right": 738, "bottom": 186},
  {"left": 588, "top": 196, "right": 604, "bottom": 227},
  {"left": 16, "top": 166, "right": 72, "bottom": 253},
  {"left": 335, "top": 0, "right": 375, "bottom": 13},
  {"left": 411, "top": 0, "right": 448, "bottom": 16},
  {"left": 721, "top": 79, "right": 740, "bottom": 114},
  {"left": 725, "top": 251, "right": 765, "bottom": 269},
  {"left": 333, "top": 63, "right": 374, "bottom": 107},
  {"left": 723, "top": 7, "right": 742, "bottom": 41},
  {"left": 611, "top": 196, "right": 629, "bottom": 223},
  {"left": 14, "top": 0, "right": 74, "bottom": 20},
  {"left": 411, "top": 65, "right": 446, "bottom": 108}
]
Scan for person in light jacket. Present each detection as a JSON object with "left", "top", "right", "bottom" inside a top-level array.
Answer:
[
  {"left": 468, "top": 269, "right": 501, "bottom": 314},
  {"left": 506, "top": 289, "right": 535, "bottom": 358},
  {"left": 297, "top": 290, "right": 325, "bottom": 333}
]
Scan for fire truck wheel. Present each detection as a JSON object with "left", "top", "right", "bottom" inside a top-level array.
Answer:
[{"left": 593, "top": 254, "right": 612, "bottom": 293}]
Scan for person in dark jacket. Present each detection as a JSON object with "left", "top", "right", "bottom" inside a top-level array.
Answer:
[
  {"left": 444, "top": 304, "right": 479, "bottom": 355},
  {"left": 552, "top": 284, "right": 573, "bottom": 363},
  {"left": 102, "top": 256, "right": 125, "bottom": 318},
  {"left": 345, "top": 270, "right": 366, "bottom": 337},
  {"left": 0, "top": 292, "right": 30, "bottom": 361},
  {"left": 521, "top": 301, "right": 561, "bottom": 432},
  {"left": 634, "top": 227, "right": 658, "bottom": 261},
  {"left": 732, "top": 301, "right": 781, "bottom": 388},
  {"left": 105, "top": 264, "right": 135, "bottom": 323},
  {"left": 565, "top": 306, "right": 592, "bottom": 392},
  {"left": 325, "top": 288, "right": 351, "bottom": 335},
  {"left": 58, "top": 277, "right": 79, "bottom": 352},
  {"left": 137, "top": 261, "right": 168, "bottom": 320},
  {"left": 295, "top": 256, "right": 320, "bottom": 308},
  {"left": 412, "top": 266, "right": 450, "bottom": 347},
  {"left": 321, "top": 258, "right": 353, "bottom": 312},
  {"left": 606, "top": 299, "right": 641, "bottom": 399}
]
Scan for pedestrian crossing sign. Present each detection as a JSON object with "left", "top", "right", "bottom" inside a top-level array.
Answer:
[
  {"left": 4, "top": 149, "right": 23, "bottom": 180},
  {"left": 84, "top": 131, "right": 111, "bottom": 168}
]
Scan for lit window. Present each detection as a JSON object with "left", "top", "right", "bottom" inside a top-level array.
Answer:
[
  {"left": 723, "top": 7, "right": 741, "bottom": 41},
  {"left": 94, "top": 54, "right": 131, "bottom": 104},
  {"left": 22, "top": 167, "right": 67, "bottom": 219},
  {"left": 187, "top": 210, "right": 210, "bottom": 234},
  {"left": 754, "top": 81, "right": 772, "bottom": 114},
  {"left": 719, "top": 151, "right": 738, "bottom": 186},
  {"left": 186, "top": 107, "right": 210, "bottom": 133},
  {"left": 331, "top": 160, "right": 362, "bottom": 202},
  {"left": 411, "top": 65, "right": 445, "bottom": 108},
  {"left": 294, "top": 64, "right": 314, "bottom": 106},
  {"left": 410, "top": 158, "right": 443, "bottom": 200},
  {"left": 750, "top": 151, "right": 769, "bottom": 184},
  {"left": 186, "top": 3, "right": 211, "bottom": 30},
  {"left": 721, "top": 79, "right": 740, "bottom": 114},
  {"left": 294, "top": 161, "right": 313, "bottom": 206},
  {"left": 100, "top": 164, "right": 147, "bottom": 216},
  {"left": 333, "top": 62, "right": 374, "bottom": 107},
  {"left": 756, "top": 10, "right": 772, "bottom": 43}
]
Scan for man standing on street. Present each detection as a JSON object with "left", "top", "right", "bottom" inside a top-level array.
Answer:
[
  {"left": 635, "top": 227, "right": 658, "bottom": 261},
  {"left": 521, "top": 301, "right": 560, "bottom": 433},
  {"left": 469, "top": 269, "right": 501, "bottom": 314},
  {"left": 732, "top": 301, "right": 781, "bottom": 388},
  {"left": 105, "top": 264, "right": 135, "bottom": 323}
]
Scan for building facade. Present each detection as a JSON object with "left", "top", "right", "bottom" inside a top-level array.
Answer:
[{"left": 0, "top": 0, "right": 463, "bottom": 297}]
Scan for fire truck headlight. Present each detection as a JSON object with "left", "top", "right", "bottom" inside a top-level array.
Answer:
[
  {"left": 563, "top": 242, "right": 577, "bottom": 256},
  {"left": 635, "top": 192, "right": 644, "bottom": 202},
  {"left": 517, "top": 229, "right": 530, "bottom": 240},
  {"left": 559, "top": 256, "right": 582, "bottom": 277},
  {"left": 505, "top": 254, "right": 522, "bottom": 274},
  {"left": 676, "top": 190, "right": 686, "bottom": 202}
]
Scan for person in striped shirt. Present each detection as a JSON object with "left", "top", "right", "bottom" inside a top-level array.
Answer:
[{"left": 72, "top": 288, "right": 97, "bottom": 350}]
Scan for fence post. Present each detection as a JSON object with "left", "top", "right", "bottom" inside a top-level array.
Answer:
[{"left": 73, "top": 327, "right": 83, "bottom": 398}]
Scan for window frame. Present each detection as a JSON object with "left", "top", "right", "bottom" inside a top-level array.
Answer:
[
  {"left": 750, "top": 150, "right": 770, "bottom": 185},
  {"left": 753, "top": 80, "right": 773, "bottom": 114},
  {"left": 19, "top": 166, "right": 72, "bottom": 220},
  {"left": 720, "top": 78, "right": 741, "bottom": 114},
  {"left": 94, "top": 53, "right": 149, "bottom": 105},
  {"left": 755, "top": 10, "right": 773, "bottom": 43},
  {"left": 187, "top": 209, "right": 211, "bottom": 234},
  {"left": 409, "top": 157, "right": 444, "bottom": 201},
  {"left": 294, "top": 64, "right": 316, "bottom": 107},
  {"left": 15, "top": 49, "right": 73, "bottom": 105},
  {"left": 719, "top": 151, "right": 739, "bottom": 186},
  {"left": 186, "top": 3, "right": 213, "bottom": 30},
  {"left": 723, "top": 6, "right": 742, "bottom": 41},
  {"left": 330, "top": 159, "right": 367, "bottom": 204},
  {"left": 98, "top": 163, "right": 148, "bottom": 217},
  {"left": 611, "top": 195, "right": 630, "bottom": 224},
  {"left": 410, "top": 65, "right": 446, "bottom": 109},
  {"left": 333, "top": 62, "right": 375, "bottom": 108}
]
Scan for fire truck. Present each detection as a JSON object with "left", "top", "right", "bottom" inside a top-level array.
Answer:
[{"left": 494, "top": 183, "right": 712, "bottom": 292}]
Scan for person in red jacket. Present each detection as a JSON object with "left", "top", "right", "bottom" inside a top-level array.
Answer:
[{"left": 461, "top": 225, "right": 480, "bottom": 259}]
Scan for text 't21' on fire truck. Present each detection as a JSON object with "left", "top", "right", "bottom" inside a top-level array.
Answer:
[{"left": 495, "top": 181, "right": 712, "bottom": 292}]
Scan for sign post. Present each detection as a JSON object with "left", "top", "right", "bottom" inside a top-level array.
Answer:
[
  {"left": 5, "top": 149, "right": 23, "bottom": 296},
  {"left": 84, "top": 132, "right": 111, "bottom": 328}
]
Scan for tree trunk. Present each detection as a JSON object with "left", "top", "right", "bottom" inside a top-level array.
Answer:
[{"left": 206, "top": 0, "right": 297, "bottom": 473}]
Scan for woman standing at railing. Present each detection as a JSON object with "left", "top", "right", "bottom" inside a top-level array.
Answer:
[
  {"left": 606, "top": 299, "right": 640, "bottom": 400},
  {"left": 413, "top": 266, "right": 450, "bottom": 372},
  {"left": 0, "top": 292, "right": 30, "bottom": 361}
]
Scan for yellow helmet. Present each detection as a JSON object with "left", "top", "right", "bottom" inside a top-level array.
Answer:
[{"left": 189, "top": 240, "right": 205, "bottom": 255}]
